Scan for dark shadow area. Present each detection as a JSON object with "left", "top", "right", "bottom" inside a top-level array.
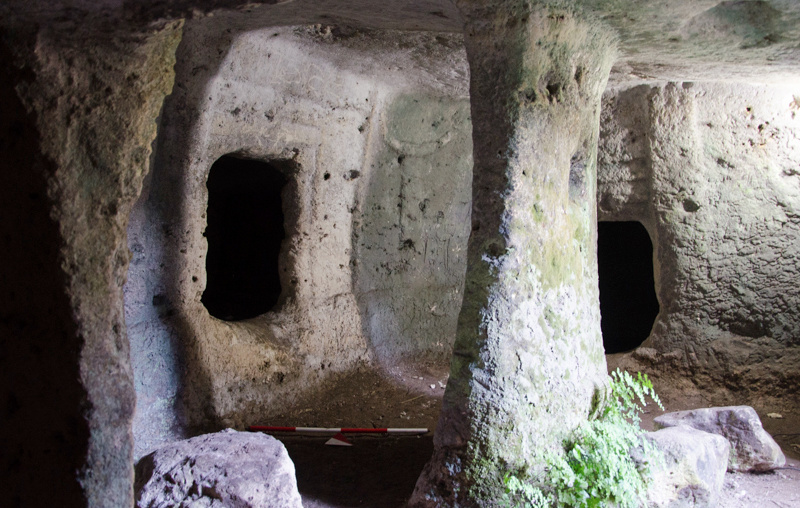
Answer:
[
  {"left": 598, "top": 221, "right": 659, "bottom": 353},
  {"left": 0, "top": 40, "right": 90, "bottom": 507},
  {"left": 202, "top": 155, "right": 287, "bottom": 321},
  {"left": 279, "top": 435, "right": 434, "bottom": 508}
]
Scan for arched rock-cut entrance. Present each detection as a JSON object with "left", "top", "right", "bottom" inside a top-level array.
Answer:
[{"left": 597, "top": 220, "right": 659, "bottom": 353}]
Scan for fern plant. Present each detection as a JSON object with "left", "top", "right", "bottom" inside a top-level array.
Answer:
[{"left": 503, "top": 369, "right": 663, "bottom": 508}]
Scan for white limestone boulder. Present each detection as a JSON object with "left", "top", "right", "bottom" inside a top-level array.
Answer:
[
  {"left": 636, "top": 426, "right": 730, "bottom": 508},
  {"left": 134, "top": 429, "right": 302, "bottom": 508},
  {"left": 654, "top": 406, "right": 786, "bottom": 472}
]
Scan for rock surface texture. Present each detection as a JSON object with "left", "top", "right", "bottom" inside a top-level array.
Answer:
[
  {"left": 135, "top": 429, "right": 302, "bottom": 508},
  {"left": 639, "top": 426, "right": 730, "bottom": 508},
  {"left": 124, "top": 26, "right": 473, "bottom": 455},
  {"left": 654, "top": 406, "right": 786, "bottom": 472}
]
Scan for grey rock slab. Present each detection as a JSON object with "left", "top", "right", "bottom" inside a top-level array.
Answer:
[
  {"left": 135, "top": 429, "right": 303, "bottom": 508},
  {"left": 638, "top": 426, "right": 730, "bottom": 508},
  {"left": 654, "top": 406, "right": 786, "bottom": 472}
]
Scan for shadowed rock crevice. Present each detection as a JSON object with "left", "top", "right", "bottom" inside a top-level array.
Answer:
[{"left": 0, "top": 37, "right": 90, "bottom": 508}]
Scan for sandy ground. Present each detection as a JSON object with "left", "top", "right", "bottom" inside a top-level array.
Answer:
[
  {"left": 718, "top": 465, "right": 800, "bottom": 508},
  {"left": 262, "top": 363, "right": 800, "bottom": 507}
]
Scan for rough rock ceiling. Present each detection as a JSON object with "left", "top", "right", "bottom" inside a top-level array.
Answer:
[
  {"left": 3, "top": 0, "right": 800, "bottom": 84},
  {"left": 587, "top": 0, "right": 800, "bottom": 85}
]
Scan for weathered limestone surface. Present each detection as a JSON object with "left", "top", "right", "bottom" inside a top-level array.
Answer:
[
  {"left": 585, "top": 0, "right": 800, "bottom": 85},
  {"left": 357, "top": 93, "right": 473, "bottom": 364},
  {"left": 655, "top": 406, "right": 786, "bottom": 472},
  {"left": 411, "top": 2, "right": 616, "bottom": 504},
  {"left": 125, "top": 26, "right": 473, "bottom": 455},
  {"left": 638, "top": 426, "right": 730, "bottom": 508},
  {"left": 599, "top": 82, "right": 800, "bottom": 402},
  {"left": 135, "top": 429, "right": 302, "bottom": 508}
]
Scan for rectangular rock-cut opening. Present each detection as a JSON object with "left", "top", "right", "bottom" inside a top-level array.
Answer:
[{"left": 202, "top": 154, "right": 289, "bottom": 321}]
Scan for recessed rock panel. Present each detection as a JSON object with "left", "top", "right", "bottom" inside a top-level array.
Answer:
[{"left": 356, "top": 94, "right": 472, "bottom": 364}]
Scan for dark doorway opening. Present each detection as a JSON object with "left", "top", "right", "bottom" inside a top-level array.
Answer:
[
  {"left": 202, "top": 155, "right": 287, "bottom": 321},
  {"left": 598, "top": 221, "right": 659, "bottom": 353}
]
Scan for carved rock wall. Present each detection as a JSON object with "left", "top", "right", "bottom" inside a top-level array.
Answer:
[{"left": 124, "top": 26, "right": 472, "bottom": 457}]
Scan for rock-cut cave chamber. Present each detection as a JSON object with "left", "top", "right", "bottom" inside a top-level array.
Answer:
[
  {"left": 2, "top": 0, "right": 800, "bottom": 506},
  {"left": 121, "top": 22, "right": 800, "bottom": 502}
]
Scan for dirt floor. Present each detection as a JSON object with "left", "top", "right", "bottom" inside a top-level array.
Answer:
[
  {"left": 260, "top": 362, "right": 800, "bottom": 507},
  {"left": 265, "top": 362, "right": 445, "bottom": 507},
  {"left": 265, "top": 362, "right": 447, "bottom": 434}
]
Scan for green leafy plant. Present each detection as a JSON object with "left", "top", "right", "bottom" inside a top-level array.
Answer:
[{"left": 503, "top": 369, "right": 663, "bottom": 507}]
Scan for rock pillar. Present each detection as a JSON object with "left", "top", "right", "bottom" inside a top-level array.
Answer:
[
  {"left": 411, "top": 2, "right": 616, "bottom": 504},
  {"left": 1, "top": 22, "right": 182, "bottom": 507}
]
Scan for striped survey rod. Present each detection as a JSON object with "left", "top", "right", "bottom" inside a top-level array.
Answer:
[{"left": 247, "top": 426, "right": 429, "bottom": 435}]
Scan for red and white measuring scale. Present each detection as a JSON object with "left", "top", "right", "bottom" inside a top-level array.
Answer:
[
  {"left": 247, "top": 426, "right": 429, "bottom": 446},
  {"left": 248, "top": 426, "right": 428, "bottom": 435}
]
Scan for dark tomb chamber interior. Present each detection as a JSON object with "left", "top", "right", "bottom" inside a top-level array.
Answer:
[
  {"left": 202, "top": 154, "right": 287, "bottom": 321},
  {"left": 597, "top": 220, "right": 659, "bottom": 353}
]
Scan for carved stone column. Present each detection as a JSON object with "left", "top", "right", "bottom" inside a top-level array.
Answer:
[
  {"left": 412, "top": 2, "right": 617, "bottom": 504},
  {"left": 1, "top": 22, "right": 182, "bottom": 507}
]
